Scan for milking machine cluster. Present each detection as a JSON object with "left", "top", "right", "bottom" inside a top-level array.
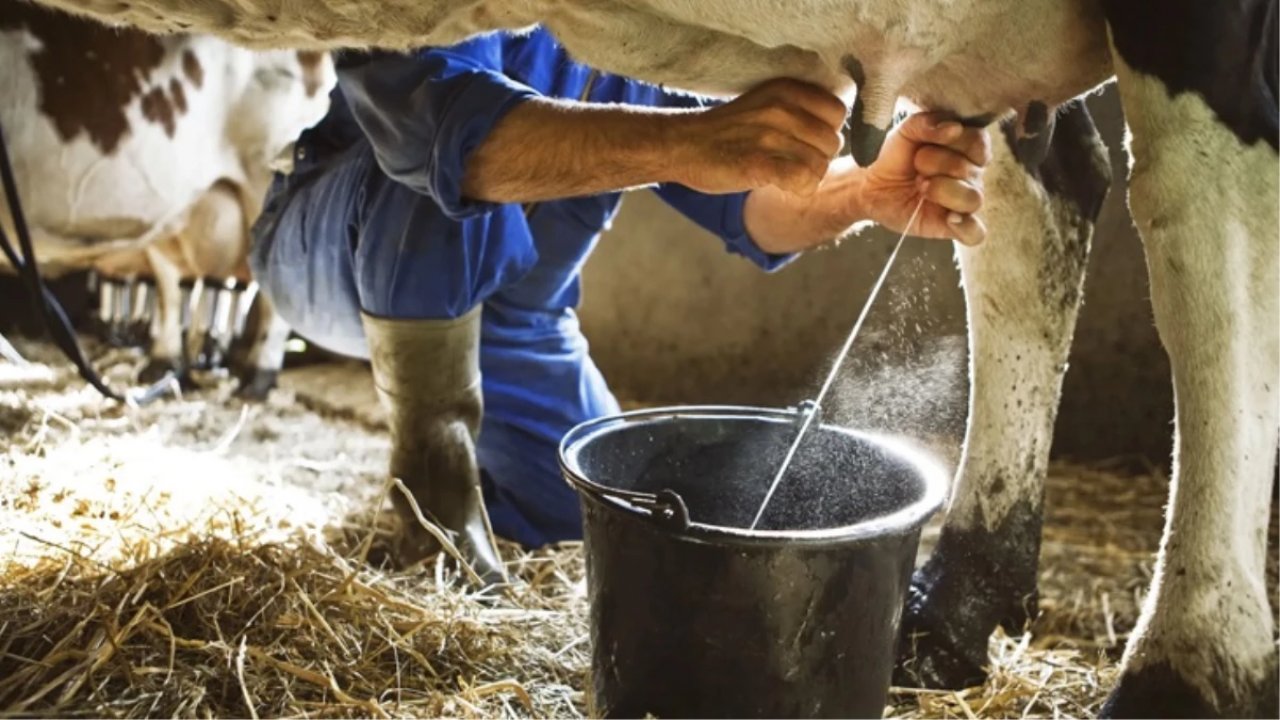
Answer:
[
  {"left": 89, "top": 273, "right": 154, "bottom": 348},
  {"left": 86, "top": 271, "right": 260, "bottom": 374}
]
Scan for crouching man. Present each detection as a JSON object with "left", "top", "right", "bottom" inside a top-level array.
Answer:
[{"left": 251, "top": 27, "right": 990, "bottom": 582}]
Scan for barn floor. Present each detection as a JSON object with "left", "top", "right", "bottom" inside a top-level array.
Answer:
[{"left": 1, "top": 337, "right": 1276, "bottom": 719}]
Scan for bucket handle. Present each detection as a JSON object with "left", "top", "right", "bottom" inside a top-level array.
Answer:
[{"left": 590, "top": 485, "right": 691, "bottom": 530}]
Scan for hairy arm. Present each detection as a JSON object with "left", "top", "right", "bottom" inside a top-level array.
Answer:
[
  {"left": 463, "top": 78, "right": 843, "bottom": 204},
  {"left": 461, "top": 98, "right": 692, "bottom": 202},
  {"left": 463, "top": 82, "right": 990, "bottom": 253}
]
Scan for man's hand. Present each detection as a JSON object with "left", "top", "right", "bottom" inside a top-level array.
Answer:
[
  {"left": 859, "top": 112, "right": 991, "bottom": 246},
  {"left": 744, "top": 111, "right": 992, "bottom": 253},
  {"left": 670, "top": 79, "right": 848, "bottom": 197}
]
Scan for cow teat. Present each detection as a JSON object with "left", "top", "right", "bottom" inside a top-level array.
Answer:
[{"left": 840, "top": 54, "right": 915, "bottom": 167}]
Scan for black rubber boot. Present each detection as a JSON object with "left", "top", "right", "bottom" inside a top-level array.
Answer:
[{"left": 363, "top": 307, "right": 507, "bottom": 585}]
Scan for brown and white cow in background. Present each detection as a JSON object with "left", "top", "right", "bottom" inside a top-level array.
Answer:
[
  {"left": 0, "top": 0, "right": 334, "bottom": 396},
  {"left": 15, "top": 0, "right": 1280, "bottom": 716}
]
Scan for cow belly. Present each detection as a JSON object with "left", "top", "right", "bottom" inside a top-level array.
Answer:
[
  {"left": 32, "top": 0, "right": 1112, "bottom": 122},
  {"left": 547, "top": 0, "right": 1112, "bottom": 116},
  {"left": 27, "top": 0, "right": 532, "bottom": 50},
  {"left": 10, "top": 134, "right": 236, "bottom": 244}
]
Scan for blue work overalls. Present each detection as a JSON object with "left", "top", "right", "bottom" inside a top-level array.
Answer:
[{"left": 250, "top": 27, "right": 792, "bottom": 547}]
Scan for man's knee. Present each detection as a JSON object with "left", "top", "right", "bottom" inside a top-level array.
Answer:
[
  {"left": 248, "top": 166, "right": 370, "bottom": 358},
  {"left": 477, "top": 419, "right": 584, "bottom": 546}
]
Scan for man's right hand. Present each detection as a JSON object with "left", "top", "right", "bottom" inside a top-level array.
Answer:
[{"left": 669, "top": 78, "right": 848, "bottom": 197}]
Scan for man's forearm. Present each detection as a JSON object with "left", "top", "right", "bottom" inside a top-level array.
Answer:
[
  {"left": 462, "top": 98, "right": 692, "bottom": 203},
  {"left": 465, "top": 99, "right": 879, "bottom": 254}
]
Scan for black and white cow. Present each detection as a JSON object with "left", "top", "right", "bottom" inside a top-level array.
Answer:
[
  {"left": 18, "top": 0, "right": 1280, "bottom": 715},
  {"left": 0, "top": 1, "right": 335, "bottom": 396}
]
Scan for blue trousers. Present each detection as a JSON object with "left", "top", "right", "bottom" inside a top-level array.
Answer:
[{"left": 251, "top": 142, "right": 620, "bottom": 547}]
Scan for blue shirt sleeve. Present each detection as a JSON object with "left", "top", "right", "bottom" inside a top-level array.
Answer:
[
  {"left": 650, "top": 184, "right": 796, "bottom": 272},
  {"left": 333, "top": 40, "right": 538, "bottom": 220}
]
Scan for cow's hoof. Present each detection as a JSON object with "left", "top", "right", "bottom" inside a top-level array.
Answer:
[
  {"left": 1100, "top": 659, "right": 1280, "bottom": 719},
  {"left": 105, "top": 326, "right": 138, "bottom": 348},
  {"left": 234, "top": 368, "right": 278, "bottom": 401},
  {"left": 896, "top": 501, "right": 1044, "bottom": 689},
  {"left": 1099, "top": 663, "right": 1215, "bottom": 719},
  {"left": 894, "top": 579, "right": 991, "bottom": 689},
  {"left": 124, "top": 322, "right": 151, "bottom": 348},
  {"left": 138, "top": 358, "right": 183, "bottom": 385}
]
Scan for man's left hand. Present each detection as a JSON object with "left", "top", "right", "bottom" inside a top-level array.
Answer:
[
  {"left": 744, "top": 110, "right": 993, "bottom": 253},
  {"left": 859, "top": 112, "right": 991, "bottom": 246}
]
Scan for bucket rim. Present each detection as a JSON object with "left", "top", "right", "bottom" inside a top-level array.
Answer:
[{"left": 559, "top": 404, "right": 949, "bottom": 546}]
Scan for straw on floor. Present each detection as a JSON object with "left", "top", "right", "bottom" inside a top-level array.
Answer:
[{"left": 0, "top": 525, "right": 589, "bottom": 718}]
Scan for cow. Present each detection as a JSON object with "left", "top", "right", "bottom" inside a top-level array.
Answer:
[
  {"left": 0, "top": 0, "right": 335, "bottom": 397},
  {"left": 14, "top": 0, "right": 1279, "bottom": 716}
]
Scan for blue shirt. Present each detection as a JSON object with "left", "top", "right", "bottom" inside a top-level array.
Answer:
[
  {"left": 253, "top": 28, "right": 797, "bottom": 546},
  {"left": 291, "top": 27, "right": 791, "bottom": 320}
]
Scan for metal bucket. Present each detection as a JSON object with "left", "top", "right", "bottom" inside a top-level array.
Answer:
[{"left": 559, "top": 406, "right": 948, "bottom": 719}]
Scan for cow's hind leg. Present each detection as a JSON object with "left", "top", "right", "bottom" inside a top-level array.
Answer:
[
  {"left": 1098, "top": 53, "right": 1280, "bottom": 719},
  {"left": 896, "top": 101, "right": 1112, "bottom": 688},
  {"left": 139, "top": 241, "right": 186, "bottom": 383},
  {"left": 230, "top": 288, "right": 288, "bottom": 400}
]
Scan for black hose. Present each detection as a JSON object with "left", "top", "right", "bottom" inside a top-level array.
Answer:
[{"left": 0, "top": 120, "right": 173, "bottom": 405}]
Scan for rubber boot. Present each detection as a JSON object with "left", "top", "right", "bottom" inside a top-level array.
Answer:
[{"left": 362, "top": 307, "right": 507, "bottom": 585}]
